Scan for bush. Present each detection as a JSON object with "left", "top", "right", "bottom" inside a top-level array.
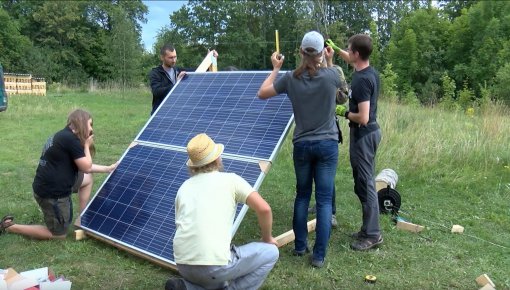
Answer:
[
  {"left": 439, "top": 72, "right": 458, "bottom": 110},
  {"left": 492, "top": 62, "right": 510, "bottom": 104},
  {"left": 457, "top": 81, "right": 475, "bottom": 109},
  {"left": 419, "top": 78, "right": 440, "bottom": 106},
  {"left": 380, "top": 63, "right": 399, "bottom": 102},
  {"left": 400, "top": 86, "right": 420, "bottom": 106}
]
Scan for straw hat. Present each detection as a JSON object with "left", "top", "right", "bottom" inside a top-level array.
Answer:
[{"left": 186, "top": 133, "right": 224, "bottom": 168}]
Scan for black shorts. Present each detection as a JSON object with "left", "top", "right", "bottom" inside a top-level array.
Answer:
[{"left": 71, "top": 171, "right": 84, "bottom": 193}]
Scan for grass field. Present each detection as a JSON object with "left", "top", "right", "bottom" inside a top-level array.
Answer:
[{"left": 0, "top": 90, "right": 509, "bottom": 289}]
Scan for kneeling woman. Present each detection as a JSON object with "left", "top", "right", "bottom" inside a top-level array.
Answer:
[{"left": 1, "top": 109, "right": 118, "bottom": 239}]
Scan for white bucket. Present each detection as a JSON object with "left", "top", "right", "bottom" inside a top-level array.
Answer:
[{"left": 375, "top": 168, "right": 398, "bottom": 192}]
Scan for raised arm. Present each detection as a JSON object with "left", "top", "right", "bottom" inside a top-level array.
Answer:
[{"left": 257, "top": 52, "right": 284, "bottom": 99}]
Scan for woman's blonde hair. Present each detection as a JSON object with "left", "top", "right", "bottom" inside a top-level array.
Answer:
[
  {"left": 293, "top": 49, "right": 325, "bottom": 79},
  {"left": 67, "top": 109, "right": 95, "bottom": 156},
  {"left": 188, "top": 158, "right": 223, "bottom": 176}
]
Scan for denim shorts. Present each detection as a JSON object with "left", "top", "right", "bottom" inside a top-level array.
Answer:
[{"left": 34, "top": 194, "right": 73, "bottom": 236}]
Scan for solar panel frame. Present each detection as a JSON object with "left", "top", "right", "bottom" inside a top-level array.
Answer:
[{"left": 80, "top": 71, "right": 294, "bottom": 268}]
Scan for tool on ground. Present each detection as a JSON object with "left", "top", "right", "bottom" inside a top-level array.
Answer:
[
  {"left": 375, "top": 169, "right": 401, "bottom": 214},
  {"left": 364, "top": 275, "right": 377, "bottom": 284}
]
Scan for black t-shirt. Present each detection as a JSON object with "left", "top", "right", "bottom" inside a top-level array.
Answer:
[
  {"left": 349, "top": 66, "right": 379, "bottom": 124},
  {"left": 32, "top": 127, "right": 85, "bottom": 198}
]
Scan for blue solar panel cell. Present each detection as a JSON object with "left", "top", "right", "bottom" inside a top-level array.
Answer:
[
  {"left": 81, "top": 144, "right": 263, "bottom": 263},
  {"left": 137, "top": 73, "right": 293, "bottom": 160}
]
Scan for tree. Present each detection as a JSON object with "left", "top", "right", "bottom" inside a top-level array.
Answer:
[
  {"left": 492, "top": 63, "right": 510, "bottom": 104},
  {"left": 103, "top": 6, "right": 144, "bottom": 86},
  {"left": 386, "top": 8, "right": 450, "bottom": 99},
  {"left": 0, "top": 8, "right": 32, "bottom": 72},
  {"left": 446, "top": 1, "right": 510, "bottom": 100}
]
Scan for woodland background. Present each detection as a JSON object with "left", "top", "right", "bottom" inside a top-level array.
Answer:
[{"left": 2, "top": 0, "right": 510, "bottom": 107}]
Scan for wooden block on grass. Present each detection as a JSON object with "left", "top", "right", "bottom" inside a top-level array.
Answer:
[
  {"left": 396, "top": 220, "right": 424, "bottom": 233},
  {"left": 479, "top": 284, "right": 495, "bottom": 290},
  {"left": 75, "top": 229, "right": 86, "bottom": 241},
  {"left": 476, "top": 274, "right": 495, "bottom": 288},
  {"left": 451, "top": 224, "right": 464, "bottom": 234}
]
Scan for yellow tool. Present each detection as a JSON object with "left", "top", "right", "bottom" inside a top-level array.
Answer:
[
  {"left": 275, "top": 30, "right": 283, "bottom": 60},
  {"left": 275, "top": 30, "right": 280, "bottom": 54},
  {"left": 365, "top": 275, "right": 377, "bottom": 284}
]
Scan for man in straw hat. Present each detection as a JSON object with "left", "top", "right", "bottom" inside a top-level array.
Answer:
[{"left": 165, "top": 133, "right": 279, "bottom": 290}]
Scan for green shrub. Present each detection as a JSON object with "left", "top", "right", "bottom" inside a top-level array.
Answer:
[{"left": 492, "top": 62, "right": 510, "bottom": 104}]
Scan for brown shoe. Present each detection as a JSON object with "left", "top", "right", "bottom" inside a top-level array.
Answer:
[{"left": 350, "top": 236, "right": 383, "bottom": 251}]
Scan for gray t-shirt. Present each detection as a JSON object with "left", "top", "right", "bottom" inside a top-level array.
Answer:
[
  {"left": 274, "top": 67, "right": 342, "bottom": 143},
  {"left": 166, "top": 67, "right": 176, "bottom": 84}
]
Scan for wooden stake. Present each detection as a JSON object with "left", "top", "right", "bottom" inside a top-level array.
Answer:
[
  {"left": 476, "top": 274, "right": 495, "bottom": 288},
  {"left": 275, "top": 219, "right": 316, "bottom": 247},
  {"left": 396, "top": 220, "right": 424, "bottom": 233}
]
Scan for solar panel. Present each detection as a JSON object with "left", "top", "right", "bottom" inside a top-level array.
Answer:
[
  {"left": 137, "top": 72, "right": 294, "bottom": 160},
  {"left": 81, "top": 71, "right": 293, "bottom": 267}
]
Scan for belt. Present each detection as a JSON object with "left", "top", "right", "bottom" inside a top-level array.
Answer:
[{"left": 349, "top": 121, "right": 377, "bottom": 128}]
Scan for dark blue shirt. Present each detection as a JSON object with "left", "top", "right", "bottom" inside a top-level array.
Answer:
[{"left": 349, "top": 66, "right": 379, "bottom": 124}]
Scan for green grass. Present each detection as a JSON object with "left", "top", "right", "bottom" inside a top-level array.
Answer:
[{"left": 1, "top": 91, "right": 509, "bottom": 289}]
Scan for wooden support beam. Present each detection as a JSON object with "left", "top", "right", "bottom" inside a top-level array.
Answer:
[
  {"left": 258, "top": 161, "right": 272, "bottom": 174},
  {"left": 396, "top": 220, "right": 424, "bottom": 233},
  {"left": 275, "top": 219, "right": 316, "bottom": 247},
  {"left": 195, "top": 50, "right": 218, "bottom": 73},
  {"left": 476, "top": 274, "right": 495, "bottom": 288},
  {"left": 82, "top": 230, "right": 177, "bottom": 271}
]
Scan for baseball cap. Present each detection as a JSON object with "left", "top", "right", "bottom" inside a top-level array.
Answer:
[{"left": 301, "top": 31, "right": 325, "bottom": 56}]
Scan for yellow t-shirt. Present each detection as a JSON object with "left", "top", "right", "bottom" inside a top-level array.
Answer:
[{"left": 173, "top": 171, "right": 254, "bottom": 265}]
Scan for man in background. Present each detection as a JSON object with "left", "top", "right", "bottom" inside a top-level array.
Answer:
[
  {"left": 149, "top": 45, "right": 218, "bottom": 115},
  {"left": 333, "top": 34, "right": 383, "bottom": 251},
  {"left": 149, "top": 44, "right": 186, "bottom": 115}
]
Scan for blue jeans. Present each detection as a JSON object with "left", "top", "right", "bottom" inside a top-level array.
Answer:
[{"left": 292, "top": 139, "right": 338, "bottom": 262}]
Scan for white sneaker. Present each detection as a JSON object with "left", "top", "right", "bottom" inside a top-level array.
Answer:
[{"left": 331, "top": 215, "right": 338, "bottom": 228}]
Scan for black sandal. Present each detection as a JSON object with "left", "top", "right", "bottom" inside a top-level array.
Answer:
[{"left": 0, "top": 214, "right": 14, "bottom": 235}]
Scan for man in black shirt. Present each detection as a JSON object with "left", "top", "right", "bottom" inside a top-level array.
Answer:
[{"left": 335, "top": 34, "right": 383, "bottom": 251}]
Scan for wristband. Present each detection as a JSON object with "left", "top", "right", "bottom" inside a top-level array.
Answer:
[{"left": 344, "top": 111, "right": 349, "bottom": 119}]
